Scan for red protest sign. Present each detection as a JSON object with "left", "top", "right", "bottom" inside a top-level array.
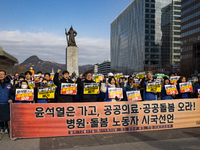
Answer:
[
  {"left": 15, "top": 89, "right": 34, "bottom": 101},
  {"left": 126, "top": 91, "right": 142, "bottom": 101},
  {"left": 179, "top": 82, "right": 193, "bottom": 93},
  {"left": 165, "top": 85, "right": 178, "bottom": 95},
  {"left": 108, "top": 88, "right": 123, "bottom": 99},
  {"left": 61, "top": 83, "right": 77, "bottom": 95}
]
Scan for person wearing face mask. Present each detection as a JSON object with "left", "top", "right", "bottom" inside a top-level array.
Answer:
[
  {"left": 53, "top": 69, "right": 75, "bottom": 103},
  {"left": 35, "top": 79, "right": 49, "bottom": 103},
  {"left": 101, "top": 77, "right": 121, "bottom": 102},
  {"left": 14, "top": 80, "right": 33, "bottom": 103}
]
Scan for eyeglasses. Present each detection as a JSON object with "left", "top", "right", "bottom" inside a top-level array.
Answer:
[{"left": 129, "top": 82, "right": 135, "bottom": 83}]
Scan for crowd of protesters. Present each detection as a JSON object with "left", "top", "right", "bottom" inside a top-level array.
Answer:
[{"left": 1, "top": 68, "right": 200, "bottom": 135}]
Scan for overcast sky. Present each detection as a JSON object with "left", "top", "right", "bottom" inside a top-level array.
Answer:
[{"left": 0, "top": 0, "right": 133, "bottom": 65}]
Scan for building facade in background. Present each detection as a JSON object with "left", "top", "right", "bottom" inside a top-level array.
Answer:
[
  {"left": 88, "top": 59, "right": 111, "bottom": 76},
  {"left": 181, "top": 0, "right": 200, "bottom": 76},
  {"left": 110, "top": 0, "right": 181, "bottom": 73},
  {"left": 97, "top": 59, "right": 111, "bottom": 76},
  {"left": 0, "top": 46, "right": 18, "bottom": 75}
]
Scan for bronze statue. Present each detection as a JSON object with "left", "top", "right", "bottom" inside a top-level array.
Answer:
[{"left": 65, "top": 26, "right": 77, "bottom": 47}]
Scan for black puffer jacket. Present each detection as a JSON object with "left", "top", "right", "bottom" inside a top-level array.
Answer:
[
  {"left": 53, "top": 73, "right": 75, "bottom": 103},
  {"left": 79, "top": 79, "right": 98, "bottom": 102}
]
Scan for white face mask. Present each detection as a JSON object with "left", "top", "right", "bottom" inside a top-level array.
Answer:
[{"left": 21, "top": 85, "right": 28, "bottom": 89}]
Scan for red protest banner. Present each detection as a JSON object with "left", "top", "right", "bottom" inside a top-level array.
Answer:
[{"left": 10, "top": 99, "right": 200, "bottom": 139}]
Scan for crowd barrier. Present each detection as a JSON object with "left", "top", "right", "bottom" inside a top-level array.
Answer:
[{"left": 10, "top": 99, "right": 200, "bottom": 139}]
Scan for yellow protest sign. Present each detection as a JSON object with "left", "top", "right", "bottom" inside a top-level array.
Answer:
[
  {"left": 114, "top": 73, "right": 123, "bottom": 79},
  {"left": 48, "top": 81, "right": 56, "bottom": 88},
  {"left": 38, "top": 87, "right": 55, "bottom": 99},
  {"left": 84, "top": 83, "right": 99, "bottom": 94},
  {"left": 146, "top": 82, "right": 161, "bottom": 92},
  {"left": 28, "top": 81, "right": 35, "bottom": 89},
  {"left": 93, "top": 75, "right": 99, "bottom": 83},
  {"left": 136, "top": 72, "right": 145, "bottom": 79}
]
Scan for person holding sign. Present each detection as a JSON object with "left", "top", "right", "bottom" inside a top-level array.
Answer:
[
  {"left": 36, "top": 79, "right": 49, "bottom": 103},
  {"left": 125, "top": 78, "right": 138, "bottom": 101},
  {"left": 141, "top": 72, "right": 158, "bottom": 101},
  {"left": 161, "top": 77, "right": 176, "bottom": 100},
  {"left": 101, "top": 77, "right": 121, "bottom": 102},
  {"left": 53, "top": 69, "right": 75, "bottom": 103},
  {"left": 79, "top": 71, "right": 100, "bottom": 102},
  {"left": 14, "top": 80, "right": 33, "bottom": 103},
  {"left": 177, "top": 76, "right": 193, "bottom": 99}
]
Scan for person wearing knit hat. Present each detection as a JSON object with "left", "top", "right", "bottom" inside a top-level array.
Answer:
[{"left": 107, "top": 72, "right": 113, "bottom": 77}]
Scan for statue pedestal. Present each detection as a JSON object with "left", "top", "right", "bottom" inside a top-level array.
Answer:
[{"left": 66, "top": 46, "right": 79, "bottom": 76}]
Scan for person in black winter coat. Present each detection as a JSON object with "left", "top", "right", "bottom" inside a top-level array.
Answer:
[
  {"left": 53, "top": 69, "right": 75, "bottom": 103},
  {"left": 78, "top": 71, "right": 100, "bottom": 102}
]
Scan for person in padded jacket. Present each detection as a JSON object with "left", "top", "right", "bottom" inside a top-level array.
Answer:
[
  {"left": 78, "top": 71, "right": 100, "bottom": 102},
  {"left": 53, "top": 69, "right": 75, "bottom": 103}
]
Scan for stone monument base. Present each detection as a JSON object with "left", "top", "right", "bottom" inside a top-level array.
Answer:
[{"left": 66, "top": 46, "right": 79, "bottom": 76}]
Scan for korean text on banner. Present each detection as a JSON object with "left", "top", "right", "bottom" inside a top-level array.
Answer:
[
  {"left": 61, "top": 83, "right": 77, "bottom": 95},
  {"left": 10, "top": 99, "right": 200, "bottom": 139}
]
